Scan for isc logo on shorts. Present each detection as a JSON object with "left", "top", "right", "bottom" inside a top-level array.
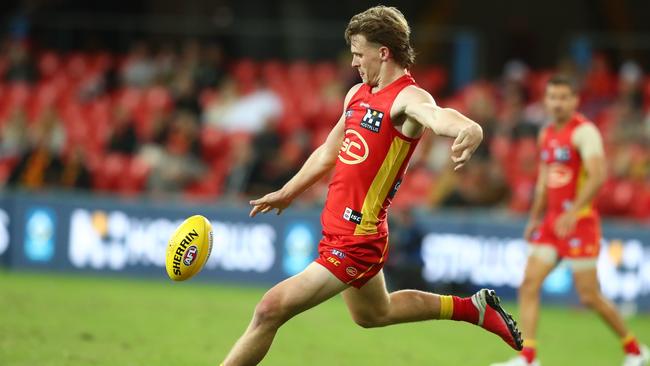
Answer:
[{"left": 343, "top": 207, "right": 363, "bottom": 225}]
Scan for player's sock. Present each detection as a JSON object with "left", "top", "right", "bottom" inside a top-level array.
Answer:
[
  {"left": 438, "top": 295, "right": 479, "bottom": 323},
  {"left": 623, "top": 334, "right": 641, "bottom": 355},
  {"left": 520, "top": 339, "right": 536, "bottom": 363}
]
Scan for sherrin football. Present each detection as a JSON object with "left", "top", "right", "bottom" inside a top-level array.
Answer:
[{"left": 166, "top": 215, "right": 213, "bottom": 281}]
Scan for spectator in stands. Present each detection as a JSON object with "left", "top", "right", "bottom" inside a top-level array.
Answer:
[
  {"left": 1, "top": 107, "right": 30, "bottom": 157},
  {"left": 121, "top": 42, "right": 157, "bottom": 87},
  {"left": 8, "top": 108, "right": 66, "bottom": 189},
  {"left": 171, "top": 72, "right": 201, "bottom": 116},
  {"left": 195, "top": 43, "right": 225, "bottom": 90},
  {"left": 107, "top": 106, "right": 138, "bottom": 154},
  {"left": 30, "top": 106, "right": 66, "bottom": 154},
  {"left": 59, "top": 146, "right": 92, "bottom": 190},
  {"left": 4, "top": 41, "right": 36, "bottom": 82},
  {"left": 203, "top": 76, "right": 282, "bottom": 133},
  {"left": 245, "top": 130, "right": 304, "bottom": 197},
  {"left": 144, "top": 111, "right": 206, "bottom": 194}
]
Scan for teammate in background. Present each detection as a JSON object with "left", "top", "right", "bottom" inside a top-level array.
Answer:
[
  {"left": 491, "top": 76, "right": 649, "bottom": 366},
  {"left": 220, "top": 6, "right": 522, "bottom": 366}
]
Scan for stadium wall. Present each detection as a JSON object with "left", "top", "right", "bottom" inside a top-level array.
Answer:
[{"left": 1, "top": 192, "right": 649, "bottom": 311}]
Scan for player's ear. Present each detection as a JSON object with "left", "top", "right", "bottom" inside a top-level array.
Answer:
[{"left": 379, "top": 46, "right": 390, "bottom": 62}]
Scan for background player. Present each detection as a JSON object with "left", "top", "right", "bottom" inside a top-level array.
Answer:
[
  {"left": 491, "top": 76, "right": 649, "bottom": 366},
  {"left": 221, "top": 6, "right": 522, "bottom": 366}
]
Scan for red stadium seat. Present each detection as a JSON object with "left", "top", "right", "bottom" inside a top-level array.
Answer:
[
  {"left": 93, "top": 153, "right": 130, "bottom": 192},
  {"left": 200, "top": 127, "right": 228, "bottom": 163},
  {"left": 37, "top": 51, "right": 62, "bottom": 80},
  {"left": 118, "top": 157, "right": 151, "bottom": 195}
]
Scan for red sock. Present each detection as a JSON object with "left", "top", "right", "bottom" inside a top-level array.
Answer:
[
  {"left": 624, "top": 335, "right": 641, "bottom": 355},
  {"left": 450, "top": 296, "right": 479, "bottom": 323},
  {"left": 521, "top": 346, "right": 536, "bottom": 363}
]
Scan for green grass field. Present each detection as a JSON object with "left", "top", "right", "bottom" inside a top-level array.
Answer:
[{"left": 1, "top": 271, "right": 648, "bottom": 366}]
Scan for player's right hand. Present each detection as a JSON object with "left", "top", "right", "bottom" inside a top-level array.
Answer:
[
  {"left": 523, "top": 219, "right": 540, "bottom": 241},
  {"left": 451, "top": 124, "right": 483, "bottom": 170},
  {"left": 249, "top": 190, "right": 292, "bottom": 217}
]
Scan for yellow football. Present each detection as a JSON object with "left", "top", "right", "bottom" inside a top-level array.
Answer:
[{"left": 166, "top": 215, "right": 213, "bottom": 281}]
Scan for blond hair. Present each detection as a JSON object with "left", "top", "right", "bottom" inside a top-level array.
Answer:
[{"left": 344, "top": 6, "right": 415, "bottom": 68}]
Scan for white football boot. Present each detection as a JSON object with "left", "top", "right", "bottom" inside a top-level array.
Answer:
[
  {"left": 489, "top": 356, "right": 540, "bottom": 366},
  {"left": 623, "top": 345, "right": 650, "bottom": 366}
]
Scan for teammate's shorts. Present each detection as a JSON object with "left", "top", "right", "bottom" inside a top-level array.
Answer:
[
  {"left": 530, "top": 213, "right": 600, "bottom": 260},
  {"left": 314, "top": 232, "right": 389, "bottom": 289}
]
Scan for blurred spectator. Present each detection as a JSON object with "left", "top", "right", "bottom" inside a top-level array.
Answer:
[
  {"left": 143, "top": 112, "right": 206, "bottom": 194},
  {"left": 4, "top": 41, "right": 36, "bottom": 82},
  {"left": 59, "top": 147, "right": 92, "bottom": 190},
  {"left": 8, "top": 108, "right": 67, "bottom": 189},
  {"left": 121, "top": 42, "right": 157, "bottom": 87},
  {"left": 30, "top": 107, "right": 66, "bottom": 154},
  {"left": 246, "top": 130, "right": 304, "bottom": 196},
  {"left": 1, "top": 107, "right": 30, "bottom": 157},
  {"left": 203, "top": 77, "right": 283, "bottom": 133},
  {"left": 194, "top": 43, "right": 225, "bottom": 90},
  {"left": 171, "top": 72, "right": 201, "bottom": 115},
  {"left": 107, "top": 107, "right": 138, "bottom": 154}
]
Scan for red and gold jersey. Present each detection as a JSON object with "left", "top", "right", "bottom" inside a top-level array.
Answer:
[
  {"left": 322, "top": 74, "right": 420, "bottom": 236},
  {"left": 539, "top": 113, "right": 602, "bottom": 217}
]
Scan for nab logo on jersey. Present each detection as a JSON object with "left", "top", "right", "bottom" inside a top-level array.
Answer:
[
  {"left": 553, "top": 146, "right": 571, "bottom": 162},
  {"left": 360, "top": 108, "right": 384, "bottom": 133}
]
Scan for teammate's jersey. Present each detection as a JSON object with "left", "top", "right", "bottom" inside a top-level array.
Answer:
[
  {"left": 322, "top": 74, "right": 420, "bottom": 236},
  {"left": 539, "top": 113, "right": 603, "bottom": 217}
]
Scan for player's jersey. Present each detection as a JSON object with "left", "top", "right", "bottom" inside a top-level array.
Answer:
[
  {"left": 322, "top": 74, "right": 420, "bottom": 236},
  {"left": 539, "top": 113, "right": 598, "bottom": 217}
]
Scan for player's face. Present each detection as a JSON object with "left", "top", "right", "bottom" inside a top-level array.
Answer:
[
  {"left": 350, "top": 34, "right": 383, "bottom": 86},
  {"left": 544, "top": 84, "right": 578, "bottom": 122}
]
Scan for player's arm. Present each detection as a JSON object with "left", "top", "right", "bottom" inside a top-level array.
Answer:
[
  {"left": 554, "top": 124, "right": 606, "bottom": 237},
  {"left": 524, "top": 144, "right": 548, "bottom": 241},
  {"left": 402, "top": 87, "right": 483, "bottom": 170},
  {"left": 249, "top": 84, "right": 362, "bottom": 217},
  {"left": 568, "top": 124, "right": 607, "bottom": 212}
]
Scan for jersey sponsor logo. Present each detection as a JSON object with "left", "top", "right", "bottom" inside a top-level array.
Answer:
[
  {"left": 360, "top": 108, "right": 384, "bottom": 133},
  {"left": 553, "top": 146, "right": 571, "bottom": 162},
  {"left": 343, "top": 207, "right": 363, "bottom": 225},
  {"left": 339, "top": 129, "right": 369, "bottom": 165},
  {"left": 547, "top": 163, "right": 573, "bottom": 188}
]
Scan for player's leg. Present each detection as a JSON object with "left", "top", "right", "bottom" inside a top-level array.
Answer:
[
  {"left": 221, "top": 263, "right": 348, "bottom": 366},
  {"left": 342, "top": 269, "right": 437, "bottom": 327},
  {"left": 508, "top": 245, "right": 557, "bottom": 365},
  {"left": 572, "top": 262, "right": 627, "bottom": 336},
  {"left": 342, "top": 270, "right": 523, "bottom": 350},
  {"left": 571, "top": 262, "right": 648, "bottom": 364},
  {"left": 518, "top": 246, "right": 557, "bottom": 344}
]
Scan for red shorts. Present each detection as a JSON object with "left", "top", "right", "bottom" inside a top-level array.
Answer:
[
  {"left": 530, "top": 213, "right": 601, "bottom": 259},
  {"left": 314, "top": 232, "right": 389, "bottom": 289}
]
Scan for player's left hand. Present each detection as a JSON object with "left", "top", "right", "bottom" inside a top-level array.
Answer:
[
  {"left": 249, "top": 189, "right": 292, "bottom": 217},
  {"left": 451, "top": 124, "right": 483, "bottom": 170},
  {"left": 553, "top": 210, "right": 577, "bottom": 239}
]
